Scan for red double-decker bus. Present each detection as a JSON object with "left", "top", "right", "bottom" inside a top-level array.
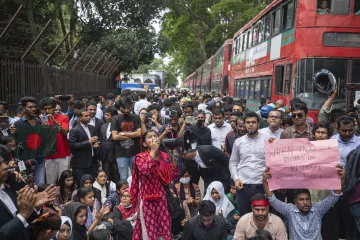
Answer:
[
  {"left": 229, "top": 0, "right": 360, "bottom": 120},
  {"left": 195, "top": 65, "right": 203, "bottom": 92},
  {"left": 212, "top": 39, "right": 233, "bottom": 95},
  {"left": 202, "top": 57, "right": 213, "bottom": 93}
]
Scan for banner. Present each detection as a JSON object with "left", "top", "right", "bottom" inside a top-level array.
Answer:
[
  {"left": 264, "top": 138, "right": 341, "bottom": 191},
  {"left": 14, "top": 124, "right": 58, "bottom": 160}
]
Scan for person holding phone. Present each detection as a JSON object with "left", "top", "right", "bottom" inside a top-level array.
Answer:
[{"left": 39, "top": 97, "right": 71, "bottom": 185}]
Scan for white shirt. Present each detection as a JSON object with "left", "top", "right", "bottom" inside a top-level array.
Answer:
[
  {"left": 1, "top": 129, "right": 8, "bottom": 136},
  {"left": 89, "top": 117, "right": 96, "bottom": 127},
  {"left": 194, "top": 151, "right": 207, "bottom": 168},
  {"left": 134, "top": 99, "right": 151, "bottom": 115},
  {"left": 81, "top": 123, "right": 94, "bottom": 156},
  {"left": 208, "top": 121, "right": 232, "bottom": 149},
  {"left": 0, "top": 186, "right": 28, "bottom": 228},
  {"left": 229, "top": 132, "right": 270, "bottom": 184},
  {"left": 259, "top": 127, "right": 284, "bottom": 139},
  {"left": 106, "top": 123, "right": 111, "bottom": 139},
  {"left": 198, "top": 103, "right": 207, "bottom": 111},
  {"left": 96, "top": 106, "right": 103, "bottom": 120}
]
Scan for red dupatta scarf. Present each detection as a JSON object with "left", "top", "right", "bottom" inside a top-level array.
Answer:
[{"left": 130, "top": 151, "right": 174, "bottom": 207}]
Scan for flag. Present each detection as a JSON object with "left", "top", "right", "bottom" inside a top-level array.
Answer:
[{"left": 14, "top": 124, "right": 58, "bottom": 160}]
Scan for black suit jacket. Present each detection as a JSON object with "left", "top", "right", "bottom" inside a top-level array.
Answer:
[
  {"left": 0, "top": 129, "right": 11, "bottom": 137},
  {"left": 99, "top": 123, "right": 116, "bottom": 163},
  {"left": 0, "top": 188, "right": 27, "bottom": 240},
  {"left": 94, "top": 118, "right": 104, "bottom": 136},
  {"left": 185, "top": 145, "right": 230, "bottom": 191},
  {"left": 69, "top": 124, "right": 98, "bottom": 168}
]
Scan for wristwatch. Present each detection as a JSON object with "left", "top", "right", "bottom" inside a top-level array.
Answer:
[{"left": 121, "top": 132, "right": 125, "bottom": 136}]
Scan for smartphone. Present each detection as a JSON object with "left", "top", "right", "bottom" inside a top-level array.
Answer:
[{"left": 59, "top": 95, "right": 71, "bottom": 101}]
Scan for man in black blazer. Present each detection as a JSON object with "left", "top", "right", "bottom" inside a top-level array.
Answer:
[
  {"left": 69, "top": 109, "right": 99, "bottom": 186},
  {"left": 86, "top": 100, "right": 104, "bottom": 136},
  {"left": 99, "top": 107, "right": 119, "bottom": 183},
  {"left": 0, "top": 144, "right": 57, "bottom": 240},
  {"left": 183, "top": 145, "right": 230, "bottom": 192}
]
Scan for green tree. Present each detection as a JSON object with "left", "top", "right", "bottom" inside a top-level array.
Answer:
[{"left": 161, "top": 0, "right": 266, "bottom": 77}]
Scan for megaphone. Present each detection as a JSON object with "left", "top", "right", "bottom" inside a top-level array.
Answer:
[{"left": 313, "top": 69, "right": 337, "bottom": 94}]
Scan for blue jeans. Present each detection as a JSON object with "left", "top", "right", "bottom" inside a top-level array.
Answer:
[
  {"left": 34, "top": 157, "right": 45, "bottom": 188},
  {"left": 116, "top": 156, "right": 135, "bottom": 180}
]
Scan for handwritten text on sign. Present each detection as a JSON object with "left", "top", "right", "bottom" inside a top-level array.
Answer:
[{"left": 264, "top": 139, "right": 341, "bottom": 191}]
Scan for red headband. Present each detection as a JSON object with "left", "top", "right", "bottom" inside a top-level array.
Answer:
[{"left": 251, "top": 199, "right": 269, "bottom": 207}]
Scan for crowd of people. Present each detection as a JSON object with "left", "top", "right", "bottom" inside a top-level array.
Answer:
[{"left": 0, "top": 87, "right": 360, "bottom": 240}]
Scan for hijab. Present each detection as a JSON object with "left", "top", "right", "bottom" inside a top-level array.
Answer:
[
  {"left": 117, "top": 188, "right": 136, "bottom": 219},
  {"left": 203, "top": 181, "right": 234, "bottom": 218},
  {"left": 79, "top": 174, "right": 102, "bottom": 205},
  {"left": 80, "top": 174, "right": 94, "bottom": 187},
  {"left": 56, "top": 216, "right": 73, "bottom": 239},
  {"left": 63, "top": 202, "right": 87, "bottom": 240}
]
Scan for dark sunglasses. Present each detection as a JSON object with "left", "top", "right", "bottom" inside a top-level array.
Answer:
[{"left": 291, "top": 113, "right": 304, "bottom": 119}]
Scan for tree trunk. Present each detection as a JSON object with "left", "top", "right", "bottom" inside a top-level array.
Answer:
[
  {"left": 69, "top": 0, "right": 78, "bottom": 49},
  {"left": 25, "top": 0, "right": 45, "bottom": 63},
  {"left": 57, "top": 0, "right": 70, "bottom": 52}
]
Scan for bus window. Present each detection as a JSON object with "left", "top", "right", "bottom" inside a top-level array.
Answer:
[
  {"left": 275, "top": 65, "right": 284, "bottom": 94},
  {"left": 351, "top": 59, "right": 360, "bottom": 83},
  {"left": 261, "top": 79, "right": 268, "bottom": 98},
  {"left": 258, "top": 19, "right": 265, "bottom": 42},
  {"left": 272, "top": 9, "right": 281, "bottom": 35},
  {"left": 253, "top": 25, "right": 259, "bottom": 46},
  {"left": 284, "top": 64, "right": 292, "bottom": 95},
  {"left": 244, "top": 81, "right": 250, "bottom": 99},
  {"left": 228, "top": 44, "right": 232, "bottom": 61},
  {"left": 265, "top": 15, "right": 271, "bottom": 40},
  {"left": 317, "top": 0, "right": 350, "bottom": 15},
  {"left": 240, "top": 81, "right": 245, "bottom": 97},
  {"left": 267, "top": 79, "right": 272, "bottom": 99},
  {"left": 255, "top": 80, "right": 261, "bottom": 100},
  {"left": 356, "top": 0, "right": 360, "bottom": 15},
  {"left": 248, "top": 29, "right": 253, "bottom": 48},
  {"left": 283, "top": 1, "right": 295, "bottom": 30},
  {"left": 295, "top": 58, "right": 347, "bottom": 109},
  {"left": 249, "top": 81, "right": 255, "bottom": 99}
]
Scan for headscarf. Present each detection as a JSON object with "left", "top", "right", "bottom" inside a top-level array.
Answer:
[
  {"left": 117, "top": 188, "right": 136, "bottom": 219},
  {"left": 80, "top": 174, "right": 94, "bottom": 187},
  {"left": 203, "top": 181, "right": 234, "bottom": 218},
  {"left": 56, "top": 216, "right": 73, "bottom": 239},
  {"left": 63, "top": 202, "right": 87, "bottom": 240},
  {"left": 79, "top": 174, "right": 102, "bottom": 205}
]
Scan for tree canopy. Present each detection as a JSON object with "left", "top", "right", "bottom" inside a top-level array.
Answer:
[
  {"left": 0, "top": 0, "right": 271, "bottom": 76},
  {"left": 161, "top": 0, "right": 268, "bottom": 78}
]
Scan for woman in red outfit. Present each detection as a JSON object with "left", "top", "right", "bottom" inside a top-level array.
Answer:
[{"left": 130, "top": 130, "right": 178, "bottom": 240}]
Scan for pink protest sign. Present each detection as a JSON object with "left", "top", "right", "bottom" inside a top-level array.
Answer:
[{"left": 264, "top": 138, "right": 341, "bottom": 191}]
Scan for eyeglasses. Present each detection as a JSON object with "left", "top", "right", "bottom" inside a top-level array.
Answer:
[
  {"left": 291, "top": 113, "right": 304, "bottom": 119},
  {"left": 268, "top": 115, "right": 281, "bottom": 119},
  {"left": 121, "top": 195, "right": 131, "bottom": 199}
]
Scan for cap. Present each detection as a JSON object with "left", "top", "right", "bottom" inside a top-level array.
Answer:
[
  {"left": 260, "top": 105, "right": 274, "bottom": 118},
  {"left": 207, "top": 100, "right": 216, "bottom": 108}
]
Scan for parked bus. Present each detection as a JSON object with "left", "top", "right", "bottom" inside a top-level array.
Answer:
[
  {"left": 202, "top": 57, "right": 213, "bottom": 93},
  {"left": 195, "top": 65, "right": 203, "bottom": 92},
  {"left": 229, "top": 0, "right": 360, "bottom": 119},
  {"left": 212, "top": 39, "right": 233, "bottom": 95}
]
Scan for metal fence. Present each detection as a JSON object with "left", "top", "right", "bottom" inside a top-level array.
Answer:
[{"left": 0, "top": 59, "right": 119, "bottom": 111}]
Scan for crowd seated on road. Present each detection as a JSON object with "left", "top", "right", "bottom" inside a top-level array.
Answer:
[{"left": 0, "top": 87, "right": 359, "bottom": 240}]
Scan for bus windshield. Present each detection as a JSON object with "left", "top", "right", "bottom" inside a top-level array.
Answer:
[{"left": 294, "top": 58, "right": 347, "bottom": 110}]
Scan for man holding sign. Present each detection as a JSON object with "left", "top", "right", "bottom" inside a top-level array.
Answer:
[{"left": 262, "top": 165, "right": 344, "bottom": 240}]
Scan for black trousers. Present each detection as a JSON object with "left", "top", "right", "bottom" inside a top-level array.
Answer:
[
  {"left": 102, "top": 160, "right": 120, "bottom": 183},
  {"left": 73, "top": 161, "right": 98, "bottom": 187},
  {"left": 236, "top": 184, "right": 264, "bottom": 217}
]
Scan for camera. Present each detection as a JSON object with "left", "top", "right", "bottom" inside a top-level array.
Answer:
[
  {"left": 145, "top": 112, "right": 153, "bottom": 119},
  {"left": 161, "top": 130, "right": 198, "bottom": 152},
  {"left": 58, "top": 95, "right": 71, "bottom": 101}
]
